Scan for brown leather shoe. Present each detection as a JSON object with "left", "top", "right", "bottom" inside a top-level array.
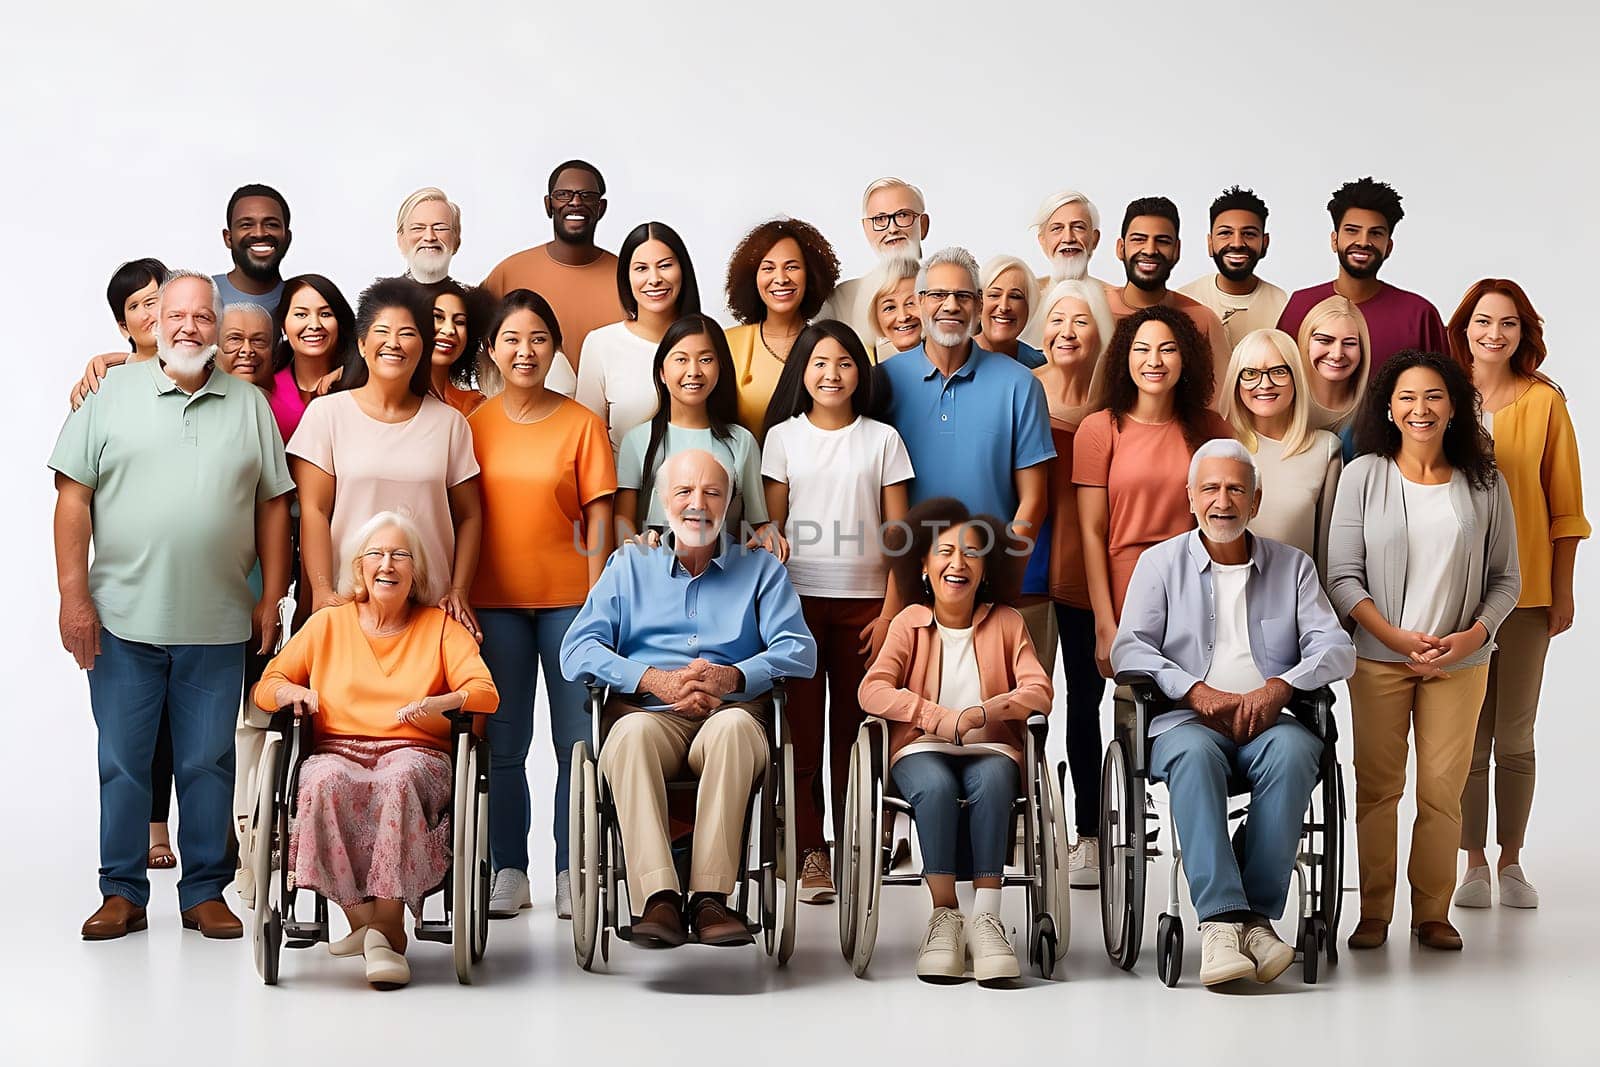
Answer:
[
  {"left": 1347, "top": 918, "right": 1389, "bottom": 950},
  {"left": 691, "top": 895, "right": 754, "bottom": 947},
  {"left": 180, "top": 898, "right": 244, "bottom": 939},
  {"left": 1413, "top": 920, "right": 1463, "bottom": 951},
  {"left": 631, "top": 892, "right": 686, "bottom": 948},
  {"left": 82, "top": 895, "right": 148, "bottom": 941}
]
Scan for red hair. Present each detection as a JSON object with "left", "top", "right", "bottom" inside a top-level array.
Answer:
[{"left": 1446, "top": 278, "right": 1549, "bottom": 381}]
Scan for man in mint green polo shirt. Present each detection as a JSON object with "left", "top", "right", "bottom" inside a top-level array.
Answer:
[{"left": 50, "top": 270, "right": 294, "bottom": 941}]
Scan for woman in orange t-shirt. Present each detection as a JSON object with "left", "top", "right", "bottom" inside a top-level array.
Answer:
[{"left": 469, "top": 289, "right": 616, "bottom": 921}]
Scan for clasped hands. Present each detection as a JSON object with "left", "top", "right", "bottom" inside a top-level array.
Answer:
[
  {"left": 639, "top": 659, "right": 744, "bottom": 718},
  {"left": 1184, "top": 678, "right": 1294, "bottom": 744},
  {"left": 1381, "top": 622, "right": 1487, "bottom": 678}
]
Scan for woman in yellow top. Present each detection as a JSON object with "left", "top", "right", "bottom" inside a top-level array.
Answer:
[
  {"left": 254, "top": 512, "right": 499, "bottom": 988},
  {"left": 1446, "top": 279, "right": 1588, "bottom": 911},
  {"left": 723, "top": 217, "right": 840, "bottom": 440}
]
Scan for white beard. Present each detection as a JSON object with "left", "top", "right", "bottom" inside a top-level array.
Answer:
[
  {"left": 1198, "top": 517, "right": 1247, "bottom": 544},
  {"left": 668, "top": 513, "right": 725, "bottom": 549},
  {"left": 922, "top": 317, "right": 971, "bottom": 348},
  {"left": 1050, "top": 251, "right": 1089, "bottom": 283},
  {"left": 877, "top": 236, "right": 922, "bottom": 263},
  {"left": 156, "top": 336, "right": 218, "bottom": 380},
  {"left": 408, "top": 246, "right": 453, "bottom": 284}
]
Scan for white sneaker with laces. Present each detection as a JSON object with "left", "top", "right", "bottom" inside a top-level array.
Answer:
[
  {"left": 1198, "top": 921, "right": 1256, "bottom": 987},
  {"left": 489, "top": 868, "right": 532, "bottom": 919},
  {"left": 1499, "top": 864, "right": 1540, "bottom": 909},
  {"left": 1453, "top": 865, "right": 1492, "bottom": 908},
  {"left": 915, "top": 907, "right": 967, "bottom": 983},
  {"left": 556, "top": 870, "right": 573, "bottom": 920},
  {"left": 968, "top": 911, "right": 1020, "bottom": 984},
  {"left": 1240, "top": 919, "right": 1295, "bottom": 984},
  {"left": 1068, "top": 836, "right": 1100, "bottom": 888}
]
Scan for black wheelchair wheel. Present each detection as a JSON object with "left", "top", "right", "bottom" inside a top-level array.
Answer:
[{"left": 1156, "top": 913, "right": 1182, "bottom": 988}]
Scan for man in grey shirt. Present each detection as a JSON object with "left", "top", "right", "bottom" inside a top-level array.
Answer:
[{"left": 1113, "top": 439, "right": 1354, "bottom": 988}]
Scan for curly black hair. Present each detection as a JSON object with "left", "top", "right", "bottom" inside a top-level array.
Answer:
[
  {"left": 420, "top": 278, "right": 496, "bottom": 389},
  {"left": 1209, "top": 185, "right": 1268, "bottom": 226},
  {"left": 1328, "top": 177, "right": 1404, "bottom": 231},
  {"left": 724, "top": 217, "right": 840, "bottom": 324},
  {"left": 1093, "top": 304, "right": 1217, "bottom": 450},
  {"left": 885, "top": 497, "right": 1028, "bottom": 609},
  {"left": 1352, "top": 349, "right": 1498, "bottom": 491}
]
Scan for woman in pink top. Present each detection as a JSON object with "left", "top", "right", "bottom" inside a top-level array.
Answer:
[
  {"left": 1074, "top": 304, "right": 1234, "bottom": 675},
  {"left": 268, "top": 274, "right": 357, "bottom": 443}
]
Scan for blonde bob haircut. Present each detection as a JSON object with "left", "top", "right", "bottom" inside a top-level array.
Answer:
[
  {"left": 1294, "top": 295, "right": 1372, "bottom": 430},
  {"left": 344, "top": 510, "right": 439, "bottom": 605},
  {"left": 1219, "top": 329, "right": 1314, "bottom": 458},
  {"left": 396, "top": 187, "right": 462, "bottom": 238},
  {"left": 857, "top": 255, "right": 921, "bottom": 341},
  {"left": 978, "top": 254, "right": 1040, "bottom": 333}
]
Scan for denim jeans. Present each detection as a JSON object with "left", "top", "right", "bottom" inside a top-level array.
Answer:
[
  {"left": 891, "top": 752, "right": 1019, "bottom": 879},
  {"left": 478, "top": 606, "right": 586, "bottom": 874},
  {"left": 1149, "top": 719, "right": 1322, "bottom": 922},
  {"left": 87, "top": 630, "right": 243, "bottom": 910},
  {"left": 1054, "top": 603, "right": 1106, "bottom": 836}
]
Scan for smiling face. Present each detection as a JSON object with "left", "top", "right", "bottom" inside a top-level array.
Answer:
[
  {"left": 919, "top": 261, "right": 979, "bottom": 347},
  {"left": 358, "top": 524, "right": 417, "bottom": 607},
  {"left": 545, "top": 165, "right": 605, "bottom": 246},
  {"left": 489, "top": 307, "right": 556, "bottom": 390},
  {"left": 1189, "top": 455, "right": 1258, "bottom": 544},
  {"left": 118, "top": 278, "right": 162, "bottom": 351},
  {"left": 401, "top": 199, "right": 458, "bottom": 283},
  {"left": 359, "top": 306, "right": 425, "bottom": 385},
  {"left": 224, "top": 195, "right": 290, "bottom": 282},
  {"left": 1127, "top": 319, "right": 1181, "bottom": 398},
  {"left": 981, "top": 267, "right": 1031, "bottom": 346},
  {"left": 1306, "top": 314, "right": 1363, "bottom": 384},
  {"left": 431, "top": 292, "right": 469, "bottom": 368},
  {"left": 757, "top": 236, "right": 806, "bottom": 318},
  {"left": 220, "top": 307, "right": 275, "bottom": 386},
  {"left": 1208, "top": 208, "right": 1268, "bottom": 283},
  {"left": 1038, "top": 201, "right": 1099, "bottom": 281},
  {"left": 156, "top": 276, "right": 220, "bottom": 376},
  {"left": 861, "top": 185, "right": 926, "bottom": 259},
  {"left": 1389, "top": 366, "right": 1453, "bottom": 446},
  {"left": 284, "top": 283, "right": 340, "bottom": 361},
  {"left": 1118, "top": 215, "right": 1179, "bottom": 292},
  {"left": 925, "top": 524, "right": 986, "bottom": 616},
  {"left": 802, "top": 336, "right": 860, "bottom": 414},
  {"left": 1333, "top": 207, "right": 1390, "bottom": 280},
  {"left": 629, "top": 237, "right": 681, "bottom": 318},
  {"left": 1466, "top": 291, "right": 1522, "bottom": 369},
  {"left": 876, "top": 277, "right": 922, "bottom": 351},
  {"left": 1235, "top": 343, "right": 1295, "bottom": 424},
  {"left": 1042, "top": 295, "right": 1100, "bottom": 372},
  {"left": 661, "top": 450, "right": 731, "bottom": 548},
  {"left": 661, "top": 331, "right": 719, "bottom": 407}
]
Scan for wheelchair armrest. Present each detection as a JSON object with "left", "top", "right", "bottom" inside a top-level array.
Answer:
[
  {"left": 767, "top": 678, "right": 787, "bottom": 754},
  {"left": 1286, "top": 684, "right": 1338, "bottom": 742},
  {"left": 444, "top": 706, "right": 493, "bottom": 738}
]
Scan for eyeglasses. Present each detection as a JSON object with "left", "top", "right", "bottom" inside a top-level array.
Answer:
[
  {"left": 920, "top": 289, "right": 978, "bottom": 307},
  {"left": 864, "top": 209, "right": 921, "bottom": 231},
  {"left": 550, "top": 189, "right": 602, "bottom": 205},
  {"left": 360, "top": 549, "right": 414, "bottom": 564},
  {"left": 407, "top": 222, "right": 455, "bottom": 236},
  {"left": 1238, "top": 365, "right": 1293, "bottom": 386}
]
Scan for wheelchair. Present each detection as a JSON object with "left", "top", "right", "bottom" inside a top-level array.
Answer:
[
  {"left": 836, "top": 714, "right": 1071, "bottom": 979},
  {"left": 246, "top": 706, "right": 493, "bottom": 985},
  {"left": 1098, "top": 677, "right": 1344, "bottom": 986},
  {"left": 568, "top": 679, "right": 799, "bottom": 970}
]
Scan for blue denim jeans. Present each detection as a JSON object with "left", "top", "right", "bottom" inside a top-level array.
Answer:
[
  {"left": 1149, "top": 719, "right": 1322, "bottom": 922},
  {"left": 891, "top": 752, "right": 1019, "bottom": 879},
  {"left": 478, "top": 606, "right": 586, "bottom": 874},
  {"left": 86, "top": 630, "right": 243, "bottom": 910}
]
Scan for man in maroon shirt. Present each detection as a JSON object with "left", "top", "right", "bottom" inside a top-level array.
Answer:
[{"left": 1276, "top": 177, "right": 1446, "bottom": 370}]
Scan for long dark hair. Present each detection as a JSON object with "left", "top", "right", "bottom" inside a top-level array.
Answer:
[
  {"left": 760, "top": 319, "right": 877, "bottom": 437},
  {"left": 616, "top": 221, "right": 701, "bottom": 320},
  {"left": 1094, "top": 304, "right": 1216, "bottom": 450},
  {"left": 1353, "top": 349, "right": 1498, "bottom": 491},
  {"left": 885, "top": 497, "right": 1026, "bottom": 608},
  {"left": 478, "top": 288, "right": 564, "bottom": 397},
  {"left": 420, "top": 278, "right": 496, "bottom": 389},
  {"left": 337, "top": 276, "right": 436, "bottom": 399},
  {"left": 638, "top": 315, "right": 740, "bottom": 512},
  {"left": 271, "top": 273, "right": 357, "bottom": 375}
]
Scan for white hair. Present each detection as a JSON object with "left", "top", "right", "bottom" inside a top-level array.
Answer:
[
  {"left": 1037, "top": 279, "right": 1115, "bottom": 356},
  {"left": 343, "top": 510, "right": 439, "bottom": 604},
  {"left": 396, "top": 186, "right": 462, "bottom": 236},
  {"left": 915, "top": 246, "right": 981, "bottom": 295},
  {"left": 222, "top": 301, "right": 273, "bottom": 328},
  {"left": 860, "top": 176, "right": 926, "bottom": 215},
  {"left": 1187, "top": 437, "right": 1259, "bottom": 495},
  {"left": 1031, "top": 189, "right": 1101, "bottom": 233},
  {"left": 978, "top": 254, "right": 1039, "bottom": 323},
  {"left": 159, "top": 269, "right": 224, "bottom": 322}
]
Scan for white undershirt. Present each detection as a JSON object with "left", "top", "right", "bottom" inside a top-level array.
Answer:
[
  {"left": 1398, "top": 478, "right": 1465, "bottom": 636},
  {"left": 1152, "top": 560, "right": 1267, "bottom": 736},
  {"left": 897, "top": 622, "right": 1008, "bottom": 760}
]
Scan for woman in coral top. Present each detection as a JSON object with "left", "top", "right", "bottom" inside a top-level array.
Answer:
[
  {"left": 254, "top": 512, "right": 499, "bottom": 989},
  {"left": 1446, "top": 279, "right": 1589, "bottom": 911}
]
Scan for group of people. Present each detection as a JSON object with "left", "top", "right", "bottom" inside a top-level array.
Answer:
[{"left": 51, "top": 164, "right": 1584, "bottom": 991}]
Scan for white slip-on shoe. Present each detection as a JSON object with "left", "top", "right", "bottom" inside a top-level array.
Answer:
[
  {"left": 915, "top": 907, "right": 967, "bottom": 983},
  {"left": 362, "top": 928, "right": 411, "bottom": 989},
  {"left": 968, "top": 911, "right": 1021, "bottom": 985},
  {"left": 556, "top": 870, "right": 573, "bottom": 920},
  {"left": 1068, "top": 836, "right": 1100, "bottom": 889},
  {"left": 1499, "top": 865, "right": 1540, "bottom": 909},
  {"left": 1240, "top": 918, "right": 1295, "bottom": 984},
  {"left": 1453, "top": 865, "right": 1492, "bottom": 908},
  {"left": 329, "top": 925, "right": 370, "bottom": 958},
  {"left": 489, "top": 868, "right": 532, "bottom": 919},
  {"left": 1198, "top": 922, "right": 1256, "bottom": 987}
]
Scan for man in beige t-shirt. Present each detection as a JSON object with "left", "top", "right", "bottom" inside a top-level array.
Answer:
[
  {"left": 483, "top": 159, "right": 622, "bottom": 378},
  {"left": 1178, "top": 186, "right": 1288, "bottom": 351}
]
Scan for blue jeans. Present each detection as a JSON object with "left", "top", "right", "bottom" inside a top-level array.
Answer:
[
  {"left": 891, "top": 752, "right": 1019, "bottom": 879},
  {"left": 87, "top": 630, "right": 243, "bottom": 910},
  {"left": 1150, "top": 720, "right": 1322, "bottom": 922},
  {"left": 478, "top": 606, "right": 586, "bottom": 874}
]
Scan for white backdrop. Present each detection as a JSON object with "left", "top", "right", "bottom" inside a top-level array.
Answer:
[{"left": 5, "top": 2, "right": 1599, "bottom": 1063}]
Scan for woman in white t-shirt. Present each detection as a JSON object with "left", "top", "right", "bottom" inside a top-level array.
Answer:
[{"left": 759, "top": 320, "right": 913, "bottom": 903}]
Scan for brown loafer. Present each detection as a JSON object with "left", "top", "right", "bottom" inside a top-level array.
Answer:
[
  {"left": 631, "top": 892, "right": 686, "bottom": 948},
  {"left": 1347, "top": 918, "right": 1388, "bottom": 950},
  {"left": 180, "top": 898, "right": 243, "bottom": 939},
  {"left": 1413, "top": 920, "right": 1463, "bottom": 951},
  {"left": 82, "top": 895, "right": 148, "bottom": 941},
  {"left": 691, "top": 895, "right": 753, "bottom": 947}
]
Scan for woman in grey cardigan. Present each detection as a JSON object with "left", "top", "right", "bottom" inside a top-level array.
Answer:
[{"left": 1327, "top": 351, "right": 1520, "bottom": 954}]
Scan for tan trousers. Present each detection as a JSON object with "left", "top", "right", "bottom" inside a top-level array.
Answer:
[
  {"left": 1461, "top": 607, "right": 1550, "bottom": 850},
  {"left": 1349, "top": 659, "right": 1489, "bottom": 925},
  {"left": 598, "top": 701, "right": 767, "bottom": 910},
  {"left": 1017, "top": 599, "right": 1059, "bottom": 678}
]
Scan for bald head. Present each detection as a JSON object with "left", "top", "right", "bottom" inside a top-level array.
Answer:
[{"left": 657, "top": 449, "right": 731, "bottom": 548}]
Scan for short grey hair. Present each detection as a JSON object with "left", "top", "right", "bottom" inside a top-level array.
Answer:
[
  {"left": 652, "top": 448, "right": 732, "bottom": 505},
  {"left": 1031, "top": 189, "right": 1101, "bottom": 233},
  {"left": 222, "top": 301, "right": 273, "bottom": 329},
  {"left": 344, "top": 510, "right": 439, "bottom": 604},
  {"left": 159, "top": 269, "right": 224, "bottom": 321},
  {"left": 860, "top": 176, "right": 926, "bottom": 215},
  {"left": 1187, "top": 438, "right": 1259, "bottom": 495},
  {"left": 915, "top": 246, "right": 981, "bottom": 295}
]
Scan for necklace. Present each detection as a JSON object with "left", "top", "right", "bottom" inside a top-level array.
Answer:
[{"left": 759, "top": 321, "right": 799, "bottom": 362}]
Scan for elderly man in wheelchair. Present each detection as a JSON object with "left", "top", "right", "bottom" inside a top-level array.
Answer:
[
  {"left": 560, "top": 449, "right": 817, "bottom": 949},
  {"left": 1111, "top": 439, "right": 1354, "bottom": 988}
]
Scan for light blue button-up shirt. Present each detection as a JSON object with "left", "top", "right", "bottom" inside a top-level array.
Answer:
[
  {"left": 560, "top": 535, "right": 817, "bottom": 708},
  {"left": 1112, "top": 530, "right": 1355, "bottom": 734}
]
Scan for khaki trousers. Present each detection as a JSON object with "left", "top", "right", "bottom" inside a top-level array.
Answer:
[
  {"left": 598, "top": 701, "right": 767, "bottom": 910},
  {"left": 1461, "top": 607, "right": 1550, "bottom": 850},
  {"left": 1349, "top": 659, "right": 1489, "bottom": 925}
]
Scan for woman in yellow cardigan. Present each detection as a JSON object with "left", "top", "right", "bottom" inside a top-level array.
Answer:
[{"left": 1446, "top": 279, "right": 1588, "bottom": 910}]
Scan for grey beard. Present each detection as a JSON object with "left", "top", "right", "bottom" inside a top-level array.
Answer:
[
  {"left": 156, "top": 338, "right": 217, "bottom": 379},
  {"left": 923, "top": 319, "right": 970, "bottom": 348},
  {"left": 1050, "top": 252, "right": 1089, "bottom": 283},
  {"left": 408, "top": 247, "right": 453, "bottom": 284}
]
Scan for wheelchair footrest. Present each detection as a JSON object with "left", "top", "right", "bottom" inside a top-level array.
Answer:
[{"left": 413, "top": 921, "right": 452, "bottom": 945}]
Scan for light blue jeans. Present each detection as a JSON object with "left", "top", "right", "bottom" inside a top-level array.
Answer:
[
  {"left": 891, "top": 752, "right": 1019, "bottom": 879},
  {"left": 1149, "top": 720, "right": 1322, "bottom": 922}
]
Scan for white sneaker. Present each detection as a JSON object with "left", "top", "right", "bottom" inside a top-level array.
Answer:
[
  {"left": 1499, "top": 865, "right": 1540, "bottom": 909},
  {"left": 362, "top": 928, "right": 411, "bottom": 989},
  {"left": 556, "top": 870, "right": 573, "bottom": 920},
  {"left": 1198, "top": 921, "right": 1256, "bottom": 987},
  {"left": 1453, "top": 865, "right": 1492, "bottom": 908},
  {"left": 1240, "top": 919, "right": 1295, "bottom": 984},
  {"left": 915, "top": 907, "right": 967, "bottom": 983},
  {"left": 968, "top": 911, "right": 1020, "bottom": 985},
  {"left": 1068, "top": 836, "right": 1100, "bottom": 888},
  {"left": 489, "top": 868, "right": 532, "bottom": 918}
]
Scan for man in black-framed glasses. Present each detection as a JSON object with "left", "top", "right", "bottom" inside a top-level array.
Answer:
[{"left": 820, "top": 176, "right": 933, "bottom": 348}]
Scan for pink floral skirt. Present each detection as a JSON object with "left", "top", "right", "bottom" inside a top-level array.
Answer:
[{"left": 288, "top": 738, "right": 453, "bottom": 915}]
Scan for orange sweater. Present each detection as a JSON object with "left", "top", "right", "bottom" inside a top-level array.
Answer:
[
  {"left": 254, "top": 603, "right": 499, "bottom": 750},
  {"left": 1489, "top": 379, "right": 1590, "bottom": 607},
  {"left": 859, "top": 603, "right": 1052, "bottom": 769}
]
